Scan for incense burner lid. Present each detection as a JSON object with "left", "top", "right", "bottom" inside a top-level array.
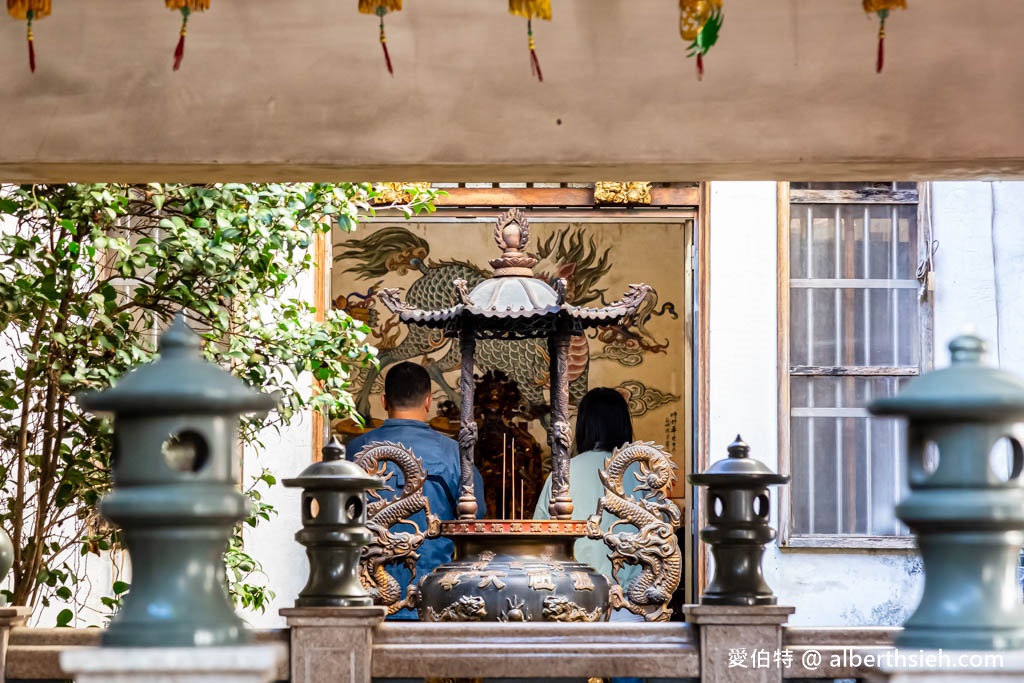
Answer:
[{"left": 466, "top": 276, "right": 560, "bottom": 317}]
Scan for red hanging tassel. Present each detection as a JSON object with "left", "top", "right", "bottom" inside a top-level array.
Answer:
[
  {"left": 26, "top": 14, "right": 35, "bottom": 73},
  {"left": 379, "top": 13, "right": 393, "bottom": 76},
  {"left": 876, "top": 24, "right": 885, "bottom": 73},
  {"left": 528, "top": 19, "right": 543, "bottom": 82},
  {"left": 173, "top": 7, "right": 189, "bottom": 71},
  {"left": 696, "top": 52, "right": 704, "bottom": 81}
]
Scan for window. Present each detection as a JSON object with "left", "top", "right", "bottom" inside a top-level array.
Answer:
[{"left": 778, "top": 182, "right": 933, "bottom": 548}]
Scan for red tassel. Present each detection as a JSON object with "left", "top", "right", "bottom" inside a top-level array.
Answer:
[
  {"left": 876, "top": 34, "right": 885, "bottom": 73},
  {"left": 173, "top": 33, "right": 186, "bottom": 71},
  {"left": 527, "top": 20, "right": 542, "bottom": 83},
  {"left": 26, "top": 15, "right": 35, "bottom": 74},
  {"left": 696, "top": 52, "right": 704, "bottom": 81},
  {"left": 379, "top": 15, "right": 393, "bottom": 76},
  {"left": 173, "top": 8, "right": 188, "bottom": 72},
  {"left": 381, "top": 39, "right": 393, "bottom": 76}
]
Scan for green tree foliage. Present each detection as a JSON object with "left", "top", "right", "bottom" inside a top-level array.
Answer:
[{"left": 0, "top": 182, "right": 436, "bottom": 621}]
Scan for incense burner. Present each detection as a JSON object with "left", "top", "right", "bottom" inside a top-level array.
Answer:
[
  {"left": 418, "top": 520, "right": 610, "bottom": 623},
  {"left": 359, "top": 209, "right": 657, "bottom": 622}
]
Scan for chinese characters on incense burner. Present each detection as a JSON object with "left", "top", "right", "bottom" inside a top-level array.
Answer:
[{"left": 364, "top": 208, "right": 681, "bottom": 622}]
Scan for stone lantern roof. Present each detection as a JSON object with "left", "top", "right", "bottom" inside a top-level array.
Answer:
[{"left": 870, "top": 334, "right": 1024, "bottom": 420}]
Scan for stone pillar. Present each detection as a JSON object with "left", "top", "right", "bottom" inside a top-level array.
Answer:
[
  {"left": 0, "top": 606, "right": 30, "bottom": 683},
  {"left": 684, "top": 605, "right": 795, "bottom": 683},
  {"left": 281, "top": 606, "right": 385, "bottom": 683}
]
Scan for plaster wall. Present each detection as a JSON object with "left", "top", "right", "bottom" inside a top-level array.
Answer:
[
  {"left": 4, "top": 1, "right": 1024, "bottom": 181},
  {"left": 707, "top": 180, "right": 1024, "bottom": 627}
]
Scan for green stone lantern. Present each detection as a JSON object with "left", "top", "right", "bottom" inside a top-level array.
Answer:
[
  {"left": 77, "top": 315, "right": 277, "bottom": 647},
  {"left": 689, "top": 435, "right": 789, "bottom": 605},
  {"left": 870, "top": 334, "right": 1024, "bottom": 650},
  {"left": 284, "top": 436, "right": 382, "bottom": 607}
]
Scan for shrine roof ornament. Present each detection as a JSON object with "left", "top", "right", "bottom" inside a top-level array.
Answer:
[{"left": 376, "top": 208, "right": 650, "bottom": 338}]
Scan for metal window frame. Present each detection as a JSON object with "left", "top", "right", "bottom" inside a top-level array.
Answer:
[{"left": 777, "top": 182, "right": 934, "bottom": 550}]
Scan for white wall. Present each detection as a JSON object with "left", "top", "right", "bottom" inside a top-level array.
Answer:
[{"left": 706, "top": 180, "right": 1024, "bottom": 627}]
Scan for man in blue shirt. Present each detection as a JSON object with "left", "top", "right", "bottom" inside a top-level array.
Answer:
[{"left": 347, "top": 361, "right": 486, "bottom": 619}]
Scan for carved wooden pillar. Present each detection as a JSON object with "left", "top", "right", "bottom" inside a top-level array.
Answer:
[
  {"left": 548, "top": 329, "right": 573, "bottom": 519},
  {"left": 457, "top": 332, "right": 479, "bottom": 519}
]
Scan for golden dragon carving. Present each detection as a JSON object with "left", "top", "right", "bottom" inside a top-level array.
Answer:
[
  {"left": 354, "top": 440, "right": 441, "bottom": 615},
  {"left": 586, "top": 440, "right": 682, "bottom": 622}
]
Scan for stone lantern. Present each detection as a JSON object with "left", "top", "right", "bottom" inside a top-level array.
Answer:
[
  {"left": 689, "top": 435, "right": 789, "bottom": 605},
  {"left": 77, "top": 315, "right": 277, "bottom": 647},
  {"left": 284, "top": 436, "right": 382, "bottom": 607},
  {"left": 869, "top": 334, "right": 1024, "bottom": 650}
]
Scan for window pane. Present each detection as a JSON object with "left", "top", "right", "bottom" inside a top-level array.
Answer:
[
  {"left": 790, "top": 215, "right": 807, "bottom": 279},
  {"left": 790, "top": 288, "right": 809, "bottom": 365},
  {"left": 790, "top": 376, "right": 910, "bottom": 536}
]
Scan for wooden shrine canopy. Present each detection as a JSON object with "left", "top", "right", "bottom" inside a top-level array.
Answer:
[{"left": 0, "top": 0, "right": 1022, "bottom": 182}]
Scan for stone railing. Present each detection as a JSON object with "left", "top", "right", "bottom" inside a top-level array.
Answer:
[{"left": 3, "top": 621, "right": 908, "bottom": 682}]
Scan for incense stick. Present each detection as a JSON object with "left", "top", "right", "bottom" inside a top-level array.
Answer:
[
  {"left": 520, "top": 479, "right": 525, "bottom": 520},
  {"left": 511, "top": 437, "right": 516, "bottom": 520},
  {"left": 502, "top": 433, "right": 507, "bottom": 519}
]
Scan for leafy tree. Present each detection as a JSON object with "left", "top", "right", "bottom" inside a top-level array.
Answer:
[{"left": 0, "top": 182, "right": 436, "bottom": 621}]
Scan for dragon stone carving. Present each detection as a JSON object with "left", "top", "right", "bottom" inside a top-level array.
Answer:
[
  {"left": 586, "top": 440, "right": 682, "bottom": 622},
  {"left": 354, "top": 441, "right": 441, "bottom": 615}
]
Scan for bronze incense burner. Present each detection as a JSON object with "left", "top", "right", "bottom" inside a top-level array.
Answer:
[{"left": 359, "top": 209, "right": 668, "bottom": 622}]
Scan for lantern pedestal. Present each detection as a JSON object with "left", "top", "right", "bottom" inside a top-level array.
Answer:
[
  {"left": 862, "top": 649, "right": 1024, "bottom": 682},
  {"left": 60, "top": 644, "right": 285, "bottom": 683},
  {"left": 684, "top": 605, "right": 795, "bottom": 683},
  {"left": 281, "top": 606, "right": 385, "bottom": 683},
  {"left": 0, "top": 606, "right": 31, "bottom": 681}
]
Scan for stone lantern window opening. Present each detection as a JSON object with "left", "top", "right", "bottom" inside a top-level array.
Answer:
[
  {"left": 304, "top": 494, "right": 321, "bottom": 520},
  {"left": 988, "top": 435, "right": 1024, "bottom": 483},
  {"left": 161, "top": 429, "right": 209, "bottom": 474}
]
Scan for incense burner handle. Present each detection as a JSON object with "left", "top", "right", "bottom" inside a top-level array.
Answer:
[
  {"left": 353, "top": 440, "right": 440, "bottom": 616},
  {"left": 587, "top": 440, "right": 683, "bottom": 622}
]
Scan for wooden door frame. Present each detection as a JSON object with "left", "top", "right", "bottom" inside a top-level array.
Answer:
[{"left": 320, "top": 183, "right": 707, "bottom": 604}]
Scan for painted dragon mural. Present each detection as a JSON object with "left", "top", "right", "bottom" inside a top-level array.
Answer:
[{"left": 333, "top": 225, "right": 680, "bottom": 425}]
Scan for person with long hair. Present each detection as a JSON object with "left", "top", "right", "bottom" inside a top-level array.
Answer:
[{"left": 533, "top": 387, "right": 642, "bottom": 619}]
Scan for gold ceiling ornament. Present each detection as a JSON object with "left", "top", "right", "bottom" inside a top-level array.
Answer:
[
  {"left": 593, "top": 182, "right": 653, "bottom": 205},
  {"left": 371, "top": 182, "right": 431, "bottom": 205},
  {"left": 679, "top": 0, "right": 722, "bottom": 81},
  {"left": 166, "top": 0, "right": 210, "bottom": 72},
  {"left": 359, "top": 0, "right": 402, "bottom": 76},
  {"left": 863, "top": 0, "right": 906, "bottom": 73},
  {"left": 509, "top": 0, "right": 551, "bottom": 83},
  {"left": 8, "top": 0, "right": 50, "bottom": 73}
]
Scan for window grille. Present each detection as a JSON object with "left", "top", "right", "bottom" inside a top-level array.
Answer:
[{"left": 780, "top": 182, "right": 932, "bottom": 545}]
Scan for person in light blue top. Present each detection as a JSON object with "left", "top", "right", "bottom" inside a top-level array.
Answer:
[
  {"left": 347, "top": 362, "right": 486, "bottom": 620},
  {"left": 533, "top": 387, "right": 643, "bottom": 619}
]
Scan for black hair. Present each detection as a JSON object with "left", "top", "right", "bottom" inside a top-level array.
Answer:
[
  {"left": 383, "top": 362, "right": 432, "bottom": 410},
  {"left": 574, "top": 387, "right": 633, "bottom": 454}
]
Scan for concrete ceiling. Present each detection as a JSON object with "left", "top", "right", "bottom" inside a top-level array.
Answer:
[{"left": 0, "top": 0, "right": 1022, "bottom": 182}]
